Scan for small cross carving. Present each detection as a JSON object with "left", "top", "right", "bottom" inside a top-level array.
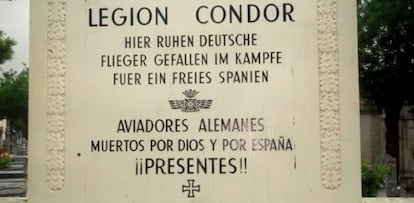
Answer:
[{"left": 182, "top": 179, "right": 200, "bottom": 198}]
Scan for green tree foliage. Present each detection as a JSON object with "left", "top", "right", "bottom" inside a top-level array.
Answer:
[
  {"left": 358, "top": 0, "right": 414, "bottom": 166},
  {"left": 0, "top": 68, "right": 28, "bottom": 137},
  {"left": 361, "top": 160, "right": 393, "bottom": 197},
  {"left": 0, "top": 31, "right": 16, "bottom": 66},
  {"left": 0, "top": 31, "right": 28, "bottom": 137}
]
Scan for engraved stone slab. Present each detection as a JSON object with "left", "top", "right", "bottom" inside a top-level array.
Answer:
[{"left": 28, "top": 0, "right": 360, "bottom": 202}]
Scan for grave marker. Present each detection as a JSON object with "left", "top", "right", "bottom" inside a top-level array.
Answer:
[{"left": 29, "top": 0, "right": 360, "bottom": 202}]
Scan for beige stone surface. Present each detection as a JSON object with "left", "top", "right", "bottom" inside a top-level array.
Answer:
[
  {"left": 28, "top": 0, "right": 360, "bottom": 202},
  {"left": 4, "top": 197, "right": 414, "bottom": 203}
]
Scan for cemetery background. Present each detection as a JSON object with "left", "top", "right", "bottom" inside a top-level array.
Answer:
[
  {"left": 358, "top": 0, "right": 414, "bottom": 198},
  {"left": 360, "top": 105, "right": 414, "bottom": 197},
  {"left": 0, "top": 32, "right": 28, "bottom": 197},
  {"left": 0, "top": 0, "right": 29, "bottom": 198}
]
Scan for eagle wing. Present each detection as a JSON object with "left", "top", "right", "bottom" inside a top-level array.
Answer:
[
  {"left": 169, "top": 100, "right": 186, "bottom": 110},
  {"left": 196, "top": 100, "right": 213, "bottom": 109}
]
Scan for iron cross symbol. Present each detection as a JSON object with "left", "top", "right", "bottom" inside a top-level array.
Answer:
[{"left": 182, "top": 179, "right": 200, "bottom": 198}]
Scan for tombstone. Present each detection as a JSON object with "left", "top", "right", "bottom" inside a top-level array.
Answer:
[
  {"left": 400, "top": 105, "right": 414, "bottom": 195},
  {"left": 28, "top": 0, "right": 360, "bottom": 203},
  {"left": 0, "top": 119, "right": 7, "bottom": 147},
  {"left": 375, "top": 154, "right": 400, "bottom": 197},
  {"left": 0, "top": 155, "right": 27, "bottom": 197}
]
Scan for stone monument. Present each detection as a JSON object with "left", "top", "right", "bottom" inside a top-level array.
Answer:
[{"left": 28, "top": 0, "right": 360, "bottom": 202}]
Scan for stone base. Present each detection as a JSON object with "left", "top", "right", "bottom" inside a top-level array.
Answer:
[
  {"left": 0, "top": 198, "right": 27, "bottom": 203},
  {"left": 363, "top": 198, "right": 414, "bottom": 203},
  {"left": 2, "top": 197, "right": 414, "bottom": 203}
]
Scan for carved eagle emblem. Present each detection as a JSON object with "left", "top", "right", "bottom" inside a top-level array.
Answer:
[{"left": 169, "top": 89, "right": 212, "bottom": 112}]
